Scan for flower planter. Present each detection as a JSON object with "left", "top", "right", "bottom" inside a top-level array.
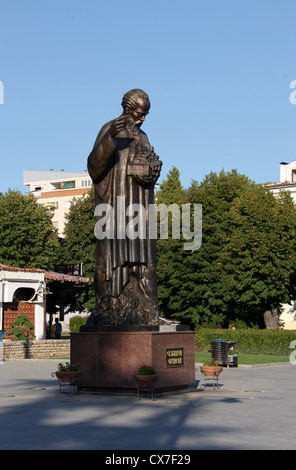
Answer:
[
  {"left": 55, "top": 371, "right": 81, "bottom": 384},
  {"left": 134, "top": 374, "right": 158, "bottom": 387},
  {"left": 200, "top": 366, "right": 223, "bottom": 377}
]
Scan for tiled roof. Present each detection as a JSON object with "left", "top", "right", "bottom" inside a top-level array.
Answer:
[
  {"left": 0, "top": 263, "right": 91, "bottom": 284},
  {"left": 265, "top": 182, "right": 296, "bottom": 188},
  {"left": 45, "top": 271, "right": 91, "bottom": 284},
  {"left": 0, "top": 263, "right": 44, "bottom": 273}
]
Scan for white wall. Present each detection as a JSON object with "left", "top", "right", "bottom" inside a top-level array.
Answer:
[
  {"left": 0, "top": 270, "right": 45, "bottom": 339},
  {"left": 280, "top": 160, "right": 296, "bottom": 183}
]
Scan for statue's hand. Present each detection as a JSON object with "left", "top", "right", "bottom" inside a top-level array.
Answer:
[
  {"left": 133, "top": 175, "right": 153, "bottom": 186},
  {"left": 152, "top": 163, "right": 162, "bottom": 179},
  {"left": 109, "top": 116, "right": 128, "bottom": 136}
]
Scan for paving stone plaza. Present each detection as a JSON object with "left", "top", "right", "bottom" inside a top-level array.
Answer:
[{"left": 0, "top": 359, "right": 294, "bottom": 450}]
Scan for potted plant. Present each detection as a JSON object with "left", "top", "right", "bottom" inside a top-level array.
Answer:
[
  {"left": 134, "top": 365, "right": 158, "bottom": 387},
  {"left": 55, "top": 362, "right": 81, "bottom": 384},
  {"left": 200, "top": 358, "right": 223, "bottom": 377}
]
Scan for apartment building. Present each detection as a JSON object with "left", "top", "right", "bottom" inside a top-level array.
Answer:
[
  {"left": 266, "top": 160, "right": 296, "bottom": 203},
  {"left": 23, "top": 170, "right": 92, "bottom": 236}
]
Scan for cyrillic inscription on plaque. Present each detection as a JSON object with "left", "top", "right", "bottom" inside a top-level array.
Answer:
[{"left": 166, "top": 348, "right": 184, "bottom": 367}]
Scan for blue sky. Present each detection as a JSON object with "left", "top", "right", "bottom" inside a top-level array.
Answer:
[{"left": 1, "top": 0, "right": 296, "bottom": 194}]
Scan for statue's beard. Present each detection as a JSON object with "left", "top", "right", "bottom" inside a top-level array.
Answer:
[
  {"left": 126, "top": 115, "right": 143, "bottom": 153},
  {"left": 126, "top": 116, "right": 141, "bottom": 135}
]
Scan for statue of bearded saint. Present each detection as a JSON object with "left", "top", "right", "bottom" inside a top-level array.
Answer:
[{"left": 86, "top": 89, "right": 162, "bottom": 329}]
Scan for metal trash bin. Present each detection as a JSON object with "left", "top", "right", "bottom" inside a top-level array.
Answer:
[
  {"left": 211, "top": 339, "right": 238, "bottom": 367},
  {"left": 211, "top": 339, "right": 229, "bottom": 366}
]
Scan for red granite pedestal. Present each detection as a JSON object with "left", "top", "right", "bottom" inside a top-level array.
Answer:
[{"left": 70, "top": 330, "right": 195, "bottom": 392}]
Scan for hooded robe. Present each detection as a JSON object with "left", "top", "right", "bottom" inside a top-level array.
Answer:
[{"left": 87, "top": 119, "right": 161, "bottom": 326}]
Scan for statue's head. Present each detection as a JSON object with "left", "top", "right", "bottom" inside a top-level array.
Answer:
[{"left": 121, "top": 89, "right": 150, "bottom": 127}]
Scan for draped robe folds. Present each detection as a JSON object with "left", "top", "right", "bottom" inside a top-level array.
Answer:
[{"left": 87, "top": 120, "right": 161, "bottom": 327}]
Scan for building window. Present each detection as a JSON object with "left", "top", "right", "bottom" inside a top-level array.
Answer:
[
  {"left": 33, "top": 185, "right": 42, "bottom": 196},
  {"left": 292, "top": 170, "right": 296, "bottom": 182},
  {"left": 45, "top": 202, "right": 58, "bottom": 213}
]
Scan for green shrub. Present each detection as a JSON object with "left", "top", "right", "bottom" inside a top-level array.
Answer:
[
  {"left": 194, "top": 328, "right": 296, "bottom": 355},
  {"left": 69, "top": 315, "right": 88, "bottom": 332},
  {"left": 8, "top": 314, "right": 35, "bottom": 341}
]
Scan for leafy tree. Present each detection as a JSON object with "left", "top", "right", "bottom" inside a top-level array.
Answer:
[
  {"left": 46, "top": 281, "right": 91, "bottom": 316},
  {"left": 62, "top": 188, "right": 96, "bottom": 311},
  {"left": 220, "top": 186, "right": 296, "bottom": 328},
  {"left": 156, "top": 167, "right": 188, "bottom": 320},
  {"left": 183, "top": 170, "right": 254, "bottom": 326},
  {"left": 0, "top": 190, "right": 61, "bottom": 269},
  {"left": 164, "top": 169, "right": 296, "bottom": 329},
  {"left": 156, "top": 166, "right": 187, "bottom": 206},
  {"left": 62, "top": 188, "right": 96, "bottom": 277}
]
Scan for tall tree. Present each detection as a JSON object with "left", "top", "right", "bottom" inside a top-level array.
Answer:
[
  {"left": 180, "top": 169, "right": 254, "bottom": 326},
  {"left": 156, "top": 166, "right": 186, "bottom": 205},
  {"left": 62, "top": 188, "right": 96, "bottom": 310},
  {"left": 179, "top": 170, "right": 296, "bottom": 328},
  {"left": 221, "top": 186, "right": 296, "bottom": 328},
  {"left": 0, "top": 190, "right": 61, "bottom": 269},
  {"left": 62, "top": 188, "right": 96, "bottom": 278},
  {"left": 156, "top": 167, "right": 188, "bottom": 320}
]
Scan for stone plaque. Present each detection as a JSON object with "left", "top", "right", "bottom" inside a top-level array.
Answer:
[{"left": 166, "top": 348, "right": 184, "bottom": 368}]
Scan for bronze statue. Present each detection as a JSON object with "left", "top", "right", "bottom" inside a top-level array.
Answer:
[{"left": 86, "top": 89, "right": 162, "bottom": 328}]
